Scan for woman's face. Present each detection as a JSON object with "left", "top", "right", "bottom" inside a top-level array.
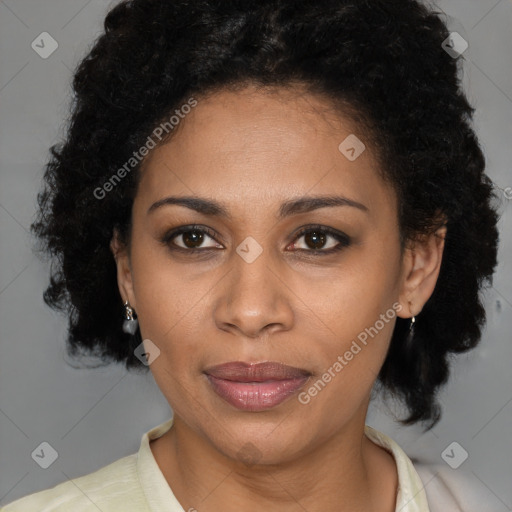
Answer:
[{"left": 114, "top": 84, "right": 417, "bottom": 464}]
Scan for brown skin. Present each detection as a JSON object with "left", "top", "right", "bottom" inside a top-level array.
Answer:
[{"left": 111, "top": 84, "right": 446, "bottom": 512}]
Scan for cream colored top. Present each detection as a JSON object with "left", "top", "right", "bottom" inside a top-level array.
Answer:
[{"left": 1, "top": 417, "right": 494, "bottom": 511}]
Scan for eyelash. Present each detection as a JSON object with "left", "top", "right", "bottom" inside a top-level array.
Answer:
[{"left": 160, "top": 224, "right": 351, "bottom": 256}]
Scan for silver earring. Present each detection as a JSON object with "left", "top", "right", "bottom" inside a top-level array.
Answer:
[
  {"left": 403, "top": 315, "right": 416, "bottom": 350},
  {"left": 122, "top": 300, "right": 138, "bottom": 335}
]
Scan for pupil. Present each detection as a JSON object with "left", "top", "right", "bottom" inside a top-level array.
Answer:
[
  {"left": 183, "top": 230, "right": 203, "bottom": 248},
  {"left": 305, "top": 231, "right": 326, "bottom": 249}
]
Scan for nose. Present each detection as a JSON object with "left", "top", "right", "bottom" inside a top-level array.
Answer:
[{"left": 213, "top": 244, "right": 294, "bottom": 339}]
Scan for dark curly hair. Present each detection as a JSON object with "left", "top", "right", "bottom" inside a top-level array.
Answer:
[{"left": 30, "top": 0, "right": 500, "bottom": 428}]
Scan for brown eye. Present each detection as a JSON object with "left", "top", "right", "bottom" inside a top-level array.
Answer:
[
  {"left": 290, "top": 225, "right": 351, "bottom": 254},
  {"left": 161, "top": 225, "right": 222, "bottom": 251},
  {"left": 180, "top": 229, "right": 206, "bottom": 248},
  {"left": 303, "top": 230, "right": 328, "bottom": 250}
]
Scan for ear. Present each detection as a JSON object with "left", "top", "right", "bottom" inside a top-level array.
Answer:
[
  {"left": 110, "top": 228, "right": 137, "bottom": 311},
  {"left": 396, "top": 224, "right": 447, "bottom": 319}
]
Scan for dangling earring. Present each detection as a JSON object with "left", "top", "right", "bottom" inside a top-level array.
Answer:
[
  {"left": 404, "top": 315, "right": 416, "bottom": 348},
  {"left": 122, "top": 300, "right": 138, "bottom": 334}
]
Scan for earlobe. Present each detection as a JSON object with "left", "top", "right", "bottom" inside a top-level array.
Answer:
[
  {"left": 397, "top": 225, "right": 447, "bottom": 319},
  {"left": 110, "top": 230, "right": 136, "bottom": 309}
]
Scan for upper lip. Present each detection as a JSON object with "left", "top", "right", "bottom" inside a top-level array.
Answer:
[{"left": 204, "top": 361, "right": 311, "bottom": 382}]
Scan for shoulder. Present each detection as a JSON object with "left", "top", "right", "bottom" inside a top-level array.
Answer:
[
  {"left": 1, "top": 453, "right": 149, "bottom": 512},
  {"left": 364, "top": 426, "right": 506, "bottom": 512},
  {"left": 413, "top": 462, "right": 506, "bottom": 512}
]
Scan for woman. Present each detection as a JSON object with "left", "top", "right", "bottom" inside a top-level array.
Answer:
[{"left": 2, "top": 0, "right": 500, "bottom": 511}]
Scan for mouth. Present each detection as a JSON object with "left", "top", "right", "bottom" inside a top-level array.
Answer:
[{"left": 204, "top": 361, "right": 311, "bottom": 411}]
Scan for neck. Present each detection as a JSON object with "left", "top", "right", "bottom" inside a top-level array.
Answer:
[{"left": 150, "top": 414, "right": 398, "bottom": 512}]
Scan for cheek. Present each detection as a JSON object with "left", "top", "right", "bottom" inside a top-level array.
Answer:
[
  {"left": 128, "top": 244, "right": 189, "bottom": 358},
  {"left": 312, "top": 257, "right": 399, "bottom": 341},
  {"left": 298, "top": 312, "right": 396, "bottom": 427},
  {"left": 130, "top": 235, "right": 197, "bottom": 327},
  {"left": 301, "top": 249, "right": 401, "bottom": 397}
]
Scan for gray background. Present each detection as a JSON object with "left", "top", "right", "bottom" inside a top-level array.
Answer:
[{"left": 1, "top": 0, "right": 511, "bottom": 508}]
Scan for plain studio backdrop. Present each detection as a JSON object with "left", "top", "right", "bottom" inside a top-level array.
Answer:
[{"left": 0, "top": 0, "right": 511, "bottom": 508}]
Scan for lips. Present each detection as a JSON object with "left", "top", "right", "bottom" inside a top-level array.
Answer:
[{"left": 204, "top": 361, "right": 311, "bottom": 411}]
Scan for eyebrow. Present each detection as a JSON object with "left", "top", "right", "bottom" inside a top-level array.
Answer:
[{"left": 147, "top": 194, "right": 369, "bottom": 219}]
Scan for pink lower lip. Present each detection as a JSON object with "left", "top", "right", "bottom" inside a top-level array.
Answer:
[{"left": 206, "top": 374, "right": 309, "bottom": 411}]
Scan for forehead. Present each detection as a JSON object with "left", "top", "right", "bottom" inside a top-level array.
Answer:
[{"left": 136, "top": 85, "right": 394, "bottom": 220}]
